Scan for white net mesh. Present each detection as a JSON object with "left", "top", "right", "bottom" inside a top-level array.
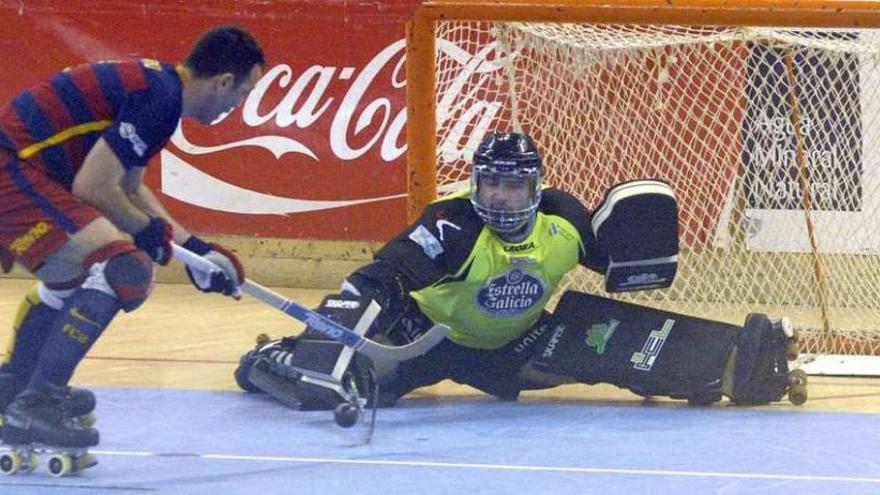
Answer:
[{"left": 432, "top": 22, "right": 880, "bottom": 355}]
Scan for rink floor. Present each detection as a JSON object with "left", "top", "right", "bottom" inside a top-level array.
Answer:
[
  {"left": 0, "top": 279, "right": 878, "bottom": 494},
  {"left": 1, "top": 387, "right": 879, "bottom": 494}
]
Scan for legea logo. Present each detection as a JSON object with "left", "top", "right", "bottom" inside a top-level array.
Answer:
[
  {"left": 163, "top": 38, "right": 514, "bottom": 214},
  {"left": 476, "top": 269, "right": 545, "bottom": 317}
]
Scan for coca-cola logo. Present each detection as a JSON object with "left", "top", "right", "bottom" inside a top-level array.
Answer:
[
  {"left": 476, "top": 268, "right": 546, "bottom": 317},
  {"left": 163, "top": 38, "right": 516, "bottom": 214}
]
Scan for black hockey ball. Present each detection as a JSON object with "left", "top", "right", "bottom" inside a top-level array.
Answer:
[{"left": 334, "top": 403, "right": 359, "bottom": 428}]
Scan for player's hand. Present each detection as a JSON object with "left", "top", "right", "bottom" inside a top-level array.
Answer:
[
  {"left": 133, "top": 217, "right": 173, "bottom": 265},
  {"left": 182, "top": 237, "right": 245, "bottom": 298}
]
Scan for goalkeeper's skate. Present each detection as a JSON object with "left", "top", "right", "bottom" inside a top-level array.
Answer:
[
  {"left": 0, "top": 384, "right": 98, "bottom": 477},
  {"left": 730, "top": 314, "right": 808, "bottom": 406},
  {"left": 0, "top": 373, "right": 97, "bottom": 429},
  {"left": 776, "top": 317, "right": 808, "bottom": 405}
]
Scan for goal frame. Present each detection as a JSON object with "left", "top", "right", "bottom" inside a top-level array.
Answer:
[
  {"left": 407, "top": 0, "right": 880, "bottom": 220},
  {"left": 404, "top": 0, "right": 880, "bottom": 374}
]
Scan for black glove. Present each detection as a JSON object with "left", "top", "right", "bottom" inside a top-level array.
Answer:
[{"left": 133, "top": 217, "right": 173, "bottom": 265}]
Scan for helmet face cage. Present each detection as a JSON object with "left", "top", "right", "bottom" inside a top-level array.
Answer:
[
  {"left": 469, "top": 133, "right": 544, "bottom": 234},
  {"left": 471, "top": 165, "right": 542, "bottom": 233}
]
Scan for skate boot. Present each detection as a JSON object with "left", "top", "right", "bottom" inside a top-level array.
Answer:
[
  {"left": 0, "top": 384, "right": 98, "bottom": 476},
  {"left": 234, "top": 333, "right": 289, "bottom": 393},
  {"left": 0, "top": 373, "right": 96, "bottom": 428},
  {"left": 728, "top": 313, "right": 807, "bottom": 406}
]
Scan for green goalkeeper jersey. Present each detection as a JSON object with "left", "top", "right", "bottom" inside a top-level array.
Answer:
[{"left": 373, "top": 188, "right": 607, "bottom": 349}]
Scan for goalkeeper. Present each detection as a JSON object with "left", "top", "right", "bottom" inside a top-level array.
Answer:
[{"left": 235, "top": 132, "right": 801, "bottom": 410}]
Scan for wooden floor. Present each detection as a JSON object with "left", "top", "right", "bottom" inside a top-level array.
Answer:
[{"left": 0, "top": 278, "right": 878, "bottom": 413}]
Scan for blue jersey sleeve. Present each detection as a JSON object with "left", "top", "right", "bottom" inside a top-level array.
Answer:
[{"left": 102, "top": 81, "right": 181, "bottom": 169}]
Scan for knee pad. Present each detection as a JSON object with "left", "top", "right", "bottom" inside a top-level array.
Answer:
[
  {"left": 82, "top": 247, "right": 154, "bottom": 312},
  {"left": 729, "top": 313, "right": 794, "bottom": 405}
]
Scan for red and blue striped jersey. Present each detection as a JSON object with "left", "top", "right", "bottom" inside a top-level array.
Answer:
[{"left": 0, "top": 59, "right": 184, "bottom": 187}]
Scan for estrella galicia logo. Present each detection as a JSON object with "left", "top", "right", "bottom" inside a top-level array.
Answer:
[{"left": 476, "top": 269, "right": 546, "bottom": 317}]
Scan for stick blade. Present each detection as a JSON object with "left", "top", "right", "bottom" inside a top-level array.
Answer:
[{"left": 360, "top": 324, "right": 449, "bottom": 363}]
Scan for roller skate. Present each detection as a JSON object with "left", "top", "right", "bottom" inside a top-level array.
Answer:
[
  {"left": 0, "top": 373, "right": 96, "bottom": 429},
  {"left": 776, "top": 317, "right": 808, "bottom": 405},
  {"left": 729, "top": 313, "right": 808, "bottom": 406},
  {"left": 0, "top": 384, "right": 98, "bottom": 477},
  {"left": 234, "top": 332, "right": 283, "bottom": 393}
]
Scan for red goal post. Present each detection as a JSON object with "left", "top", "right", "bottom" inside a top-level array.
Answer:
[{"left": 405, "top": 0, "right": 880, "bottom": 370}]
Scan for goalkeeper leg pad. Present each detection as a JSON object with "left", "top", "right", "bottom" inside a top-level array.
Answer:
[{"left": 531, "top": 291, "right": 739, "bottom": 404}]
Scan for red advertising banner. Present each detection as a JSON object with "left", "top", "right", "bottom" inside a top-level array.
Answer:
[{"left": 0, "top": 0, "right": 421, "bottom": 241}]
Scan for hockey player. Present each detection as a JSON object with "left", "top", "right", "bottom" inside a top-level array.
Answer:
[
  {"left": 0, "top": 25, "right": 263, "bottom": 470},
  {"left": 235, "top": 132, "right": 801, "bottom": 412}
]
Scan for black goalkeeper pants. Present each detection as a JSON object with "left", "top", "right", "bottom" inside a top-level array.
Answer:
[{"left": 379, "top": 308, "right": 553, "bottom": 405}]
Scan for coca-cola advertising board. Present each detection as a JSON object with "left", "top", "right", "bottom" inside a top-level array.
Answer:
[{"left": 0, "top": 0, "right": 421, "bottom": 241}]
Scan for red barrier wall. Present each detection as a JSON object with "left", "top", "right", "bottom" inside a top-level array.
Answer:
[{"left": 0, "top": 0, "right": 420, "bottom": 241}]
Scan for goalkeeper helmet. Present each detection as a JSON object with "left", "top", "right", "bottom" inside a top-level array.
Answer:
[{"left": 470, "top": 132, "right": 544, "bottom": 234}]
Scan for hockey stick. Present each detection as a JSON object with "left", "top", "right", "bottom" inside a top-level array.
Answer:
[{"left": 172, "top": 244, "right": 448, "bottom": 363}]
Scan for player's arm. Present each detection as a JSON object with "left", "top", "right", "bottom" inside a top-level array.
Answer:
[
  {"left": 75, "top": 138, "right": 241, "bottom": 294},
  {"left": 72, "top": 138, "right": 151, "bottom": 235},
  {"left": 317, "top": 199, "right": 471, "bottom": 335},
  {"left": 544, "top": 183, "right": 678, "bottom": 291},
  {"left": 122, "top": 167, "right": 192, "bottom": 245},
  {"left": 539, "top": 188, "right": 608, "bottom": 273},
  {"left": 121, "top": 164, "right": 244, "bottom": 297}
]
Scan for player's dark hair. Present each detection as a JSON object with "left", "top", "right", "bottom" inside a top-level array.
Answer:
[{"left": 184, "top": 25, "right": 265, "bottom": 86}]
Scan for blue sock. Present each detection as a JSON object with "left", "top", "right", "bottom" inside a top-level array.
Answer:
[
  {"left": 27, "top": 289, "right": 121, "bottom": 388},
  {"left": 2, "top": 287, "right": 59, "bottom": 382}
]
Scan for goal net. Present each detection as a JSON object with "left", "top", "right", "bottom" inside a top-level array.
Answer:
[{"left": 408, "top": 4, "right": 880, "bottom": 368}]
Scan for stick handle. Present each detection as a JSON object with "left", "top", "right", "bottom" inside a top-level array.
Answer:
[
  {"left": 172, "top": 244, "right": 364, "bottom": 348},
  {"left": 171, "top": 244, "right": 448, "bottom": 362}
]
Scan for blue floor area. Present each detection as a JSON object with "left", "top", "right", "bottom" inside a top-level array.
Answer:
[{"left": 1, "top": 387, "right": 878, "bottom": 494}]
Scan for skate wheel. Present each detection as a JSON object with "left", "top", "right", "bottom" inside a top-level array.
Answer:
[
  {"left": 785, "top": 342, "right": 799, "bottom": 361},
  {"left": 789, "top": 369, "right": 809, "bottom": 386},
  {"left": 334, "top": 403, "right": 360, "bottom": 428},
  {"left": 784, "top": 327, "right": 800, "bottom": 361},
  {"left": 789, "top": 386, "right": 808, "bottom": 405},
  {"left": 48, "top": 454, "right": 73, "bottom": 477},
  {"left": 0, "top": 451, "right": 22, "bottom": 475},
  {"left": 788, "top": 370, "right": 808, "bottom": 406},
  {"left": 77, "top": 413, "right": 97, "bottom": 428}
]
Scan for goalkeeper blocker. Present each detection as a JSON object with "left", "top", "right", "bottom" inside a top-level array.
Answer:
[{"left": 593, "top": 179, "right": 678, "bottom": 293}]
